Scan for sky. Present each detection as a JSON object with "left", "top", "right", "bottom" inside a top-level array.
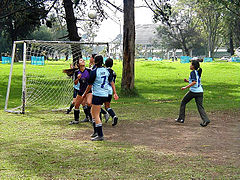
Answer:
[{"left": 95, "top": 1, "right": 155, "bottom": 42}]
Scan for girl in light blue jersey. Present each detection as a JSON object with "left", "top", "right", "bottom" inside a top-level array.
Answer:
[
  {"left": 176, "top": 60, "right": 210, "bottom": 127},
  {"left": 82, "top": 55, "right": 119, "bottom": 141}
]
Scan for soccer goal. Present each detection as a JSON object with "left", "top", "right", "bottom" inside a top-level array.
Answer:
[{"left": 4, "top": 40, "right": 109, "bottom": 114}]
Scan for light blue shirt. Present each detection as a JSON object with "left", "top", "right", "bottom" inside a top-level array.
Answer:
[
  {"left": 189, "top": 70, "right": 203, "bottom": 93},
  {"left": 89, "top": 67, "right": 112, "bottom": 97}
]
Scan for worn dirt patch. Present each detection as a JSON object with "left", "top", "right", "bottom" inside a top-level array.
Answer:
[{"left": 67, "top": 111, "right": 240, "bottom": 165}]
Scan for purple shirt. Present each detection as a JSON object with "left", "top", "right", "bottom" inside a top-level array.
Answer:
[{"left": 78, "top": 68, "right": 90, "bottom": 94}]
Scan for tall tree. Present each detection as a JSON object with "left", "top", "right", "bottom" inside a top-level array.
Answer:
[
  {"left": 0, "top": 0, "right": 47, "bottom": 45},
  {"left": 121, "top": 0, "right": 135, "bottom": 92}
]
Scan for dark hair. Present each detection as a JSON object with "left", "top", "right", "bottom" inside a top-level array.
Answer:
[
  {"left": 105, "top": 58, "right": 113, "bottom": 68},
  {"left": 191, "top": 60, "right": 202, "bottom": 77},
  {"left": 91, "top": 54, "right": 97, "bottom": 59},
  {"left": 94, "top": 55, "right": 103, "bottom": 67}
]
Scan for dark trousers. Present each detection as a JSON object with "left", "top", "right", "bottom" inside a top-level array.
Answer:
[{"left": 178, "top": 91, "right": 210, "bottom": 123}]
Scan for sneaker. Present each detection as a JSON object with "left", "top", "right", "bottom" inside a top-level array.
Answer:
[
  {"left": 90, "top": 132, "right": 98, "bottom": 138},
  {"left": 68, "top": 120, "right": 79, "bottom": 125},
  {"left": 91, "top": 136, "right": 104, "bottom": 141},
  {"left": 175, "top": 118, "right": 184, "bottom": 123},
  {"left": 200, "top": 121, "right": 210, "bottom": 127},
  {"left": 81, "top": 117, "right": 89, "bottom": 123},
  {"left": 112, "top": 116, "right": 118, "bottom": 126},
  {"left": 104, "top": 113, "right": 110, "bottom": 123}
]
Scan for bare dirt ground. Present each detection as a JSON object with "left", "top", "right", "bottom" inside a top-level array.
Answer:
[{"left": 71, "top": 110, "right": 240, "bottom": 165}]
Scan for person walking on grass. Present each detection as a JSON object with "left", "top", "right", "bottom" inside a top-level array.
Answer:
[
  {"left": 175, "top": 60, "right": 210, "bottom": 127},
  {"left": 82, "top": 55, "right": 119, "bottom": 141}
]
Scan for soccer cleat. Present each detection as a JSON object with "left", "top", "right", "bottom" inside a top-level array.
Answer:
[
  {"left": 68, "top": 120, "right": 79, "bottom": 125},
  {"left": 200, "top": 121, "right": 210, "bottom": 127},
  {"left": 104, "top": 113, "right": 110, "bottom": 123},
  {"left": 91, "top": 136, "right": 104, "bottom": 141},
  {"left": 112, "top": 116, "right": 118, "bottom": 126},
  {"left": 90, "top": 132, "right": 98, "bottom": 138},
  {"left": 175, "top": 118, "right": 184, "bottom": 123},
  {"left": 81, "top": 117, "right": 89, "bottom": 123}
]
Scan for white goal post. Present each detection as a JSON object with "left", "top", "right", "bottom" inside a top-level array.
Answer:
[{"left": 4, "top": 40, "right": 109, "bottom": 114}]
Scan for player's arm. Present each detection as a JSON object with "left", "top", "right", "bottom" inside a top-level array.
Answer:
[
  {"left": 181, "top": 71, "right": 196, "bottom": 90},
  {"left": 110, "top": 81, "right": 119, "bottom": 100},
  {"left": 108, "top": 70, "right": 118, "bottom": 100},
  {"left": 181, "top": 81, "right": 196, "bottom": 90},
  {"left": 74, "top": 73, "right": 81, "bottom": 85}
]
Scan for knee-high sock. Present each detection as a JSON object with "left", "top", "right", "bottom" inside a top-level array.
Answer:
[
  {"left": 107, "top": 108, "right": 116, "bottom": 118},
  {"left": 74, "top": 109, "right": 79, "bottom": 121},
  {"left": 83, "top": 105, "right": 88, "bottom": 118},
  {"left": 69, "top": 103, "right": 74, "bottom": 111},
  {"left": 96, "top": 123, "right": 103, "bottom": 137}
]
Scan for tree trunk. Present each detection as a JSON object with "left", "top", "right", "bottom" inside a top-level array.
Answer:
[
  {"left": 121, "top": 0, "right": 135, "bottom": 92},
  {"left": 229, "top": 30, "right": 234, "bottom": 56},
  {"left": 63, "top": 0, "right": 81, "bottom": 65}
]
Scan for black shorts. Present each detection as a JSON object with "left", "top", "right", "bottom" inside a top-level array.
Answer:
[
  {"left": 92, "top": 95, "right": 108, "bottom": 105},
  {"left": 77, "top": 89, "right": 91, "bottom": 96},
  {"left": 106, "top": 94, "right": 112, "bottom": 103},
  {"left": 73, "top": 89, "right": 78, "bottom": 98}
]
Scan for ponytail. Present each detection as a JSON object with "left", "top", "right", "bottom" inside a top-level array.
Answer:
[
  {"left": 197, "top": 68, "right": 202, "bottom": 78},
  {"left": 191, "top": 60, "right": 202, "bottom": 77}
]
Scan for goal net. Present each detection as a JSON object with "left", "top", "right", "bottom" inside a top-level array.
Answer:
[{"left": 4, "top": 40, "right": 109, "bottom": 114}]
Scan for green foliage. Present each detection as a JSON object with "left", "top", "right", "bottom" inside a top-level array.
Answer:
[{"left": 0, "top": 0, "right": 47, "bottom": 45}]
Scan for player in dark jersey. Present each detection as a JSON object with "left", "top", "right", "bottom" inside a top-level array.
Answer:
[
  {"left": 104, "top": 58, "right": 118, "bottom": 126},
  {"left": 175, "top": 60, "right": 210, "bottom": 127},
  {"left": 69, "top": 59, "right": 91, "bottom": 125},
  {"left": 82, "top": 55, "right": 119, "bottom": 141},
  {"left": 66, "top": 64, "right": 80, "bottom": 114}
]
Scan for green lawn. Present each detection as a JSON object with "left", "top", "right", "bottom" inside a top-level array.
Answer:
[{"left": 0, "top": 60, "right": 239, "bottom": 179}]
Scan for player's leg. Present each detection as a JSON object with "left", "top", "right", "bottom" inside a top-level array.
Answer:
[
  {"left": 100, "top": 107, "right": 109, "bottom": 123},
  {"left": 66, "top": 89, "right": 77, "bottom": 114},
  {"left": 91, "top": 96, "right": 104, "bottom": 141},
  {"left": 69, "top": 95, "right": 83, "bottom": 125},
  {"left": 105, "top": 95, "right": 118, "bottom": 126},
  {"left": 81, "top": 97, "right": 90, "bottom": 122},
  {"left": 176, "top": 91, "right": 194, "bottom": 123},
  {"left": 194, "top": 93, "right": 210, "bottom": 127}
]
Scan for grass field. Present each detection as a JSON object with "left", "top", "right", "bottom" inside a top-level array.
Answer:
[{"left": 0, "top": 60, "right": 240, "bottom": 179}]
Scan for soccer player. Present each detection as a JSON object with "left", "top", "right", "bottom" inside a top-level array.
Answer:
[
  {"left": 66, "top": 63, "right": 79, "bottom": 114},
  {"left": 82, "top": 55, "right": 119, "bottom": 141},
  {"left": 89, "top": 53, "right": 110, "bottom": 122},
  {"left": 69, "top": 59, "right": 91, "bottom": 125},
  {"left": 175, "top": 60, "right": 210, "bottom": 127},
  {"left": 104, "top": 58, "right": 118, "bottom": 126}
]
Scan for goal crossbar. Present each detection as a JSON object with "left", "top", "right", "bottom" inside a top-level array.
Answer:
[{"left": 4, "top": 40, "right": 109, "bottom": 114}]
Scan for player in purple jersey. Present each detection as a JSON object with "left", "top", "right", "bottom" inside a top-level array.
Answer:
[{"left": 69, "top": 59, "right": 91, "bottom": 125}]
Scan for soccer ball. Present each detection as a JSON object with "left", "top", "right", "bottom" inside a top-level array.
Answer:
[{"left": 88, "top": 10, "right": 97, "bottom": 19}]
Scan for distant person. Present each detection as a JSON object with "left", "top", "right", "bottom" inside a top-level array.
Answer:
[
  {"left": 175, "top": 60, "right": 210, "bottom": 127},
  {"left": 82, "top": 55, "right": 119, "bottom": 141}
]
